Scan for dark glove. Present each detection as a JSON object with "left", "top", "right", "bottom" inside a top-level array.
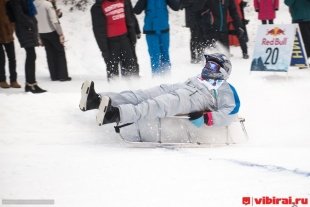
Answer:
[
  {"left": 189, "top": 112, "right": 203, "bottom": 120},
  {"left": 189, "top": 112, "right": 208, "bottom": 128},
  {"left": 255, "top": 9, "right": 259, "bottom": 12},
  {"left": 237, "top": 27, "right": 245, "bottom": 37},
  {"left": 56, "top": 9, "right": 63, "bottom": 18},
  {"left": 137, "top": 33, "right": 141, "bottom": 39},
  {"left": 128, "top": 30, "right": 137, "bottom": 45},
  {"left": 241, "top": 1, "right": 247, "bottom": 8},
  {"left": 243, "top": 19, "right": 250, "bottom": 25}
]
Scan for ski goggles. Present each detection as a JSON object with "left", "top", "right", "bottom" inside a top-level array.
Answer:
[
  {"left": 205, "top": 61, "right": 221, "bottom": 73},
  {"left": 202, "top": 61, "right": 224, "bottom": 80}
]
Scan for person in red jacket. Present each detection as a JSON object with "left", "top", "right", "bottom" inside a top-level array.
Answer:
[
  {"left": 254, "top": 0, "right": 279, "bottom": 24},
  {"left": 91, "top": 0, "right": 140, "bottom": 80}
]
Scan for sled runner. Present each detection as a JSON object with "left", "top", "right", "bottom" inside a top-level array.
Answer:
[{"left": 114, "top": 116, "right": 249, "bottom": 147}]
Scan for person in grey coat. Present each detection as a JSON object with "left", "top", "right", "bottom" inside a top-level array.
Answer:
[
  {"left": 79, "top": 53, "right": 240, "bottom": 128},
  {"left": 35, "top": 0, "right": 71, "bottom": 81}
]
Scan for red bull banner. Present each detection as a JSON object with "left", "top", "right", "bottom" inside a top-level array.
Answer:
[{"left": 251, "top": 24, "right": 308, "bottom": 72}]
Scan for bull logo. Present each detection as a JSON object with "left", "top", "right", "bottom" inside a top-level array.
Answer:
[{"left": 266, "top": 27, "right": 285, "bottom": 36}]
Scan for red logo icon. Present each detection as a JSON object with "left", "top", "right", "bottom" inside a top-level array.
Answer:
[
  {"left": 266, "top": 27, "right": 285, "bottom": 36},
  {"left": 242, "top": 197, "right": 251, "bottom": 205}
]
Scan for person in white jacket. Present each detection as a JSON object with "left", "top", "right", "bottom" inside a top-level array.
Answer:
[
  {"left": 35, "top": 0, "right": 71, "bottom": 81},
  {"left": 79, "top": 53, "right": 240, "bottom": 128}
]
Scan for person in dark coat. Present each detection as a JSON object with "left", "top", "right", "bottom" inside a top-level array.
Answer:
[
  {"left": 227, "top": 0, "right": 249, "bottom": 59},
  {"left": 180, "top": 0, "right": 206, "bottom": 64},
  {"left": 192, "top": 0, "right": 243, "bottom": 52},
  {"left": 285, "top": 0, "right": 310, "bottom": 59},
  {"left": 133, "top": 0, "right": 180, "bottom": 75},
  {"left": 7, "top": 0, "right": 46, "bottom": 93},
  {"left": 90, "top": 0, "right": 139, "bottom": 80},
  {"left": 0, "top": 0, "right": 21, "bottom": 89}
]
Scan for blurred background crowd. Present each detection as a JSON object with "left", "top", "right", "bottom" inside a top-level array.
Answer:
[{"left": 0, "top": 0, "right": 309, "bottom": 93}]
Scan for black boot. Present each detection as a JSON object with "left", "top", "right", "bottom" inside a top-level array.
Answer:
[
  {"left": 243, "top": 53, "right": 249, "bottom": 59},
  {"left": 79, "top": 80, "right": 101, "bottom": 111},
  {"left": 59, "top": 77, "right": 72, "bottom": 82},
  {"left": 25, "top": 83, "right": 47, "bottom": 93},
  {"left": 96, "top": 96, "right": 120, "bottom": 126}
]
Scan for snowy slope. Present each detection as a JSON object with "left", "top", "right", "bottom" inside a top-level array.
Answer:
[{"left": 0, "top": 1, "right": 310, "bottom": 207}]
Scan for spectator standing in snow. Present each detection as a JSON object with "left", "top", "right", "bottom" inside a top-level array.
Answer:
[
  {"left": 79, "top": 53, "right": 240, "bottom": 129},
  {"left": 91, "top": 0, "right": 140, "bottom": 80},
  {"left": 285, "top": 0, "right": 310, "bottom": 59},
  {"left": 192, "top": 0, "right": 243, "bottom": 52},
  {"left": 35, "top": 0, "right": 71, "bottom": 81},
  {"left": 254, "top": 0, "right": 279, "bottom": 24},
  {"left": 180, "top": 0, "right": 206, "bottom": 64},
  {"left": 0, "top": 0, "right": 21, "bottom": 89},
  {"left": 133, "top": 0, "right": 180, "bottom": 75},
  {"left": 6, "top": 0, "right": 46, "bottom": 93},
  {"left": 227, "top": 0, "right": 249, "bottom": 59}
]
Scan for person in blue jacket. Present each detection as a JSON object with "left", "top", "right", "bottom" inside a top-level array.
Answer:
[{"left": 133, "top": 0, "right": 180, "bottom": 75}]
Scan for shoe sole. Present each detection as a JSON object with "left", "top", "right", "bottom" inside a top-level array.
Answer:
[
  {"left": 96, "top": 96, "right": 110, "bottom": 126},
  {"left": 79, "top": 80, "right": 92, "bottom": 111}
]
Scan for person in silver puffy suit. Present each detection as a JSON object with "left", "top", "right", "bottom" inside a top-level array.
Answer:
[{"left": 79, "top": 53, "right": 240, "bottom": 128}]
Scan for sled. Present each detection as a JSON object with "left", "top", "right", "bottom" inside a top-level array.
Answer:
[{"left": 114, "top": 116, "right": 249, "bottom": 148}]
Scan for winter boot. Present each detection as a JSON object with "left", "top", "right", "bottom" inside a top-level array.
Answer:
[
  {"left": 10, "top": 81, "right": 21, "bottom": 88},
  {"left": 243, "top": 53, "right": 249, "bottom": 59},
  {"left": 25, "top": 83, "right": 47, "bottom": 93},
  {"left": 59, "top": 77, "right": 72, "bottom": 82},
  {"left": 96, "top": 96, "right": 120, "bottom": 126},
  {"left": 79, "top": 80, "right": 101, "bottom": 111},
  {"left": 0, "top": 81, "right": 10, "bottom": 88}
]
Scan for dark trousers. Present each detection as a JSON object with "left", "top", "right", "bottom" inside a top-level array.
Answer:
[
  {"left": 228, "top": 27, "right": 248, "bottom": 55},
  {"left": 238, "top": 33, "right": 248, "bottom": 55},
  {"left": 40, "top": 31, "right": 69, "bottom": 80},
  {"left": 0, "top": 42, "right": 17, "bottom": 82},
  {"left": 104, "top": 34, "right": 138, "bottom": 78},
  {"left": 214, "top": 31, "right": 229, "bottom": 51},
  {"left": 25, "top": 47, "right": 36, "bottom": 84},
  {"left": 262, "top": 20, "right": 274, "bottom": 24},
  {"left": 299, "top": 21, "right": 310, "bottom": 58},
  {"left": 190, "top": 27, "right": 205, "bottom": 62},
  {"left": 120, "top": 44, "right": 139, "bottom": 76}
]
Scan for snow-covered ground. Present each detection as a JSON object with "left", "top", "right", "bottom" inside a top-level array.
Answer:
[{"left": 1, "top": 1, "right": 310, "bottom": 207}]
